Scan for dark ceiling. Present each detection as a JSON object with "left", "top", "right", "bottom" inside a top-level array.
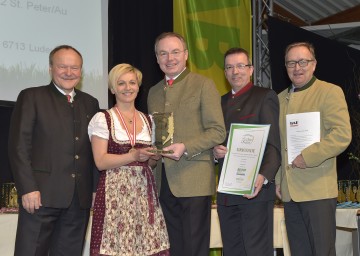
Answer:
[{"left": 273, "top": 0, "right": 360, "bottom": 50}]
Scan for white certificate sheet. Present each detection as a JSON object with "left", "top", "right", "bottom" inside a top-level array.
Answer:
[
  {"left": 217, "top": 123, "right": 270, "bottom": 195},
  {"left": 286, "top": 112, "right": 320, "bottom": 164}
]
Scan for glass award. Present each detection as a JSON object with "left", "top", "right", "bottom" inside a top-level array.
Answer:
[{"left": 148, "top": 112, "right": 174, "bottom": 154}]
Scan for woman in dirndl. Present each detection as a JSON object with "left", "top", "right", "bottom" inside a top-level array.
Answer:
[{"left": 88, "top": 63, "right": 170, "bottom": 256}]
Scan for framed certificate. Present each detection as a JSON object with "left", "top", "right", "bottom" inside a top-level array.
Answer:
[{"left": 217, "top": 123, "right": 270, "bottom": 195}]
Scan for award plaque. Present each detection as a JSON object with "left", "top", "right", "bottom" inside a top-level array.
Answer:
[
  {"left": 0, "top": 183, "right": 19, "bottom": 208},
  {"left": 148, "top": 112, "right": 174, "bottom": 154}
]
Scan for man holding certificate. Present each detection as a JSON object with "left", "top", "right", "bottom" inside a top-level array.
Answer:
[
  {"left": 213, "top": 47, "right": 281, "bottom": 255},
  {"left": 275, "top": 42, "right": 352, "bottom": 256}
]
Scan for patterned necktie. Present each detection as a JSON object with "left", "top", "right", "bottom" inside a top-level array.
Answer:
[{"left": 66, "top": 95, "right": 71, "bottom": 102}]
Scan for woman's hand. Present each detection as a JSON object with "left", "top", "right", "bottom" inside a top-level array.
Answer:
[{"left": 131, "top": 147, "right": 156, "bottom": 162}]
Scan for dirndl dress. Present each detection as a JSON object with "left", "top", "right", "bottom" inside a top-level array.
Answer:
[{"left": 89, "top": 109, "right": 170, "bottom": 256}]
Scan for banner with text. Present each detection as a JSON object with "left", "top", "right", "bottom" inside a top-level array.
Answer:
[{"left": 174, "top": 0, "right": 252, "bottom": 95}]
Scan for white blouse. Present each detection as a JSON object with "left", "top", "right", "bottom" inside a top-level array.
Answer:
[{"left": 88, "top": 108, "right": 151, "bottom": 142}]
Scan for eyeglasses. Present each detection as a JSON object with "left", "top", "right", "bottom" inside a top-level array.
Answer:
[
  {"left": 225, "top": 64, "right": 252, "bottom": 72},
  {"left": 285, "top": 59, "right": 315, "bottom": 68},
  {"left": 157, "top": 50, "right": 186, "bottom": 59}
]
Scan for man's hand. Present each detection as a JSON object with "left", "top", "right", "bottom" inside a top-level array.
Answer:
[
  {"left": 276, "top": 184, "right": 282, "bottom": 199},
  {"left": 161, "top": 143, "right": 186, "bottom": 161},
  {"left": 292, "top": 154, "right": 307, "bottom": 169},
  {"left": 22, "top": 191, "right": 42, "bottom": 214},
  {"left": 213, "top": 145, "right": 227, "bottom": 159},
  {"left": 243, "top": 174, "right": 265, "bottom": 199}
]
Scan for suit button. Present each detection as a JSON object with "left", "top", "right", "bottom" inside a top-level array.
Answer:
[
  {"left": 75, "top": 137, "right": 79, "bottom": 141},
  {"left": 71, "top": 174, "right": 76, "bottom": 178},
  {"left": 75, "top": 155, "right": 79, "bottom": 160}
]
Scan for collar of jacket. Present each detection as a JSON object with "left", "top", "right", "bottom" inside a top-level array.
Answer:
[
  {"left": 49, "top": 82, "right": 78, "bottom": 102},
  {"left": 230, "top": 82, "right": 253, "bottom": 99},
  {"left": 163, "top": 68, "right": 191, "bottom": 86},
  {"left": 287, "top": 76, "right": 316, "bottom": 93}
]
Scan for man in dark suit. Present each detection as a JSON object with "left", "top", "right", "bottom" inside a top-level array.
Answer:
[
  {"left": 8, "top": 45, "right": 99, "bottom": 255},
  {"left": 148, "top": 32, "right": 226, "bottom": 256},
  {"left": 213, "top": 47, "right": 281, "bottom": 255}
]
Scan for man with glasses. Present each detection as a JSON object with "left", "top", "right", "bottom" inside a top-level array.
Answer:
[
  {"left": 147, "top": 32, "right": 226, "bottom": 256},
  {"left": 8, "top": 45, "right": 99, "bottom": 255},
  {"left": 275, "top": 42, "right": 352, "bottom": 256},
  {"left": 213, "top": 47, "right": 281, "bottom": 255}
]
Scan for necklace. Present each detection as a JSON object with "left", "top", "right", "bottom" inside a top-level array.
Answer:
[
  {"left": 118, "top": 109, "right": 134, "bottom": 124},
  {"left": 114, "top": 106, "right": 137, "bottom": 153}
]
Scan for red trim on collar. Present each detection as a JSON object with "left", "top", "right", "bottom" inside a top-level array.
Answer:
[{"left": 230, "top": 82, "right": 253, "bottom": 99}]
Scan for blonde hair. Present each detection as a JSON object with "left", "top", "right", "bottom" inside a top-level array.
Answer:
[{"left": 108, "top": 63, "right": 142, "bottom": 90}]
